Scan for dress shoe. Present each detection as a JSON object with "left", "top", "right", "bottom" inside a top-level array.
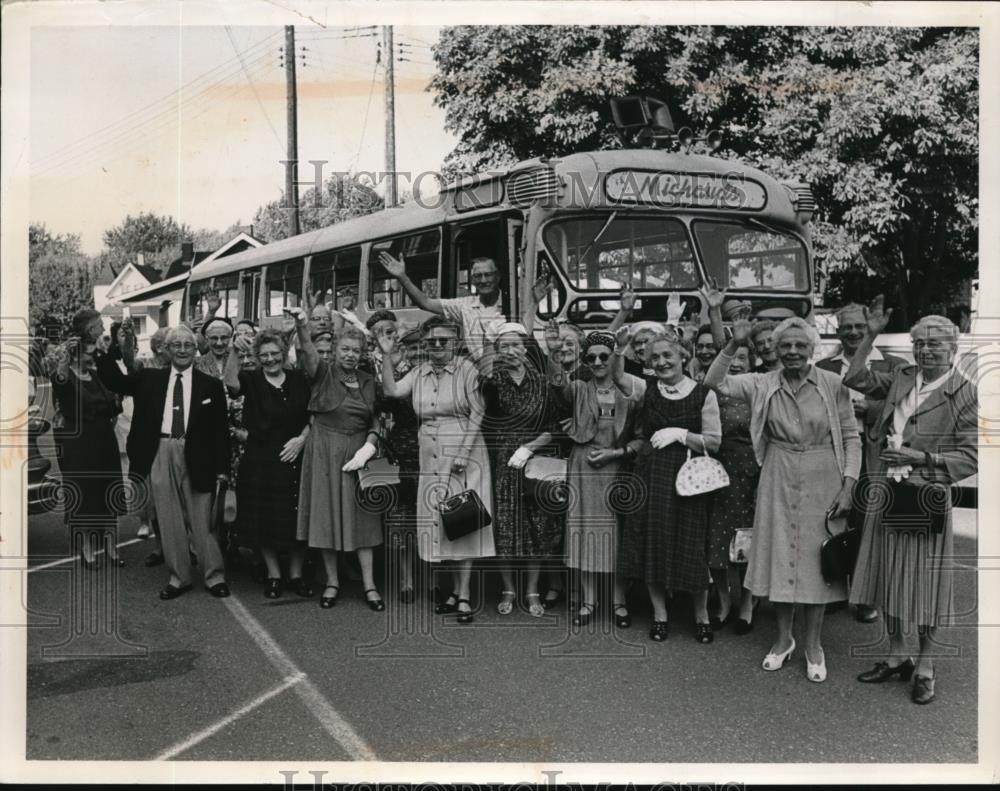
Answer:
[
  {"left": 435, "top": 592, "right": 459, "bottom": 614},
  {"left": 572, "top": 602, "right": 596, "bottom": 627},
  {"left": 159, "top": 583, "right": 192, "bottom": 600},
  {"left": 805, "top": 648, "right": 827, "bottom": 682},
  {"left": 137, "top": 523, "right": 153, "bottom": 539},
  {"left": 762, "top": 638, "right": 796, "bottom": 671},
  {"left": 857, "top": 658, "right": 915, "bottom": 683},
  {"left": 694, "top": 622, "right": 714, "bottom": 644},
  {"left": 398, "top": 587, "right": 415, "bottom": 604},
  {"left": 649, "top": 620, "right": 669, "bottom": 641},
  {"left": 320, "top": 585, "right": 339, "bottom": 608},
  {"left": 542, "top": 588, "right": 564, "bottom": 610},
  {"left": 613, "top": 603, "right": 631, "bottom": 628},
  {"left": 208, "top": 582, "right": 231, "bottom": 598},
  {"left": 912, "top": 674, "right": 936, "bottom": 704},
  {"left": 265, "top": 578, "right": 283, "bottom": 599},
  {"left": 733, "top": 617, "right": 754, "bottom": 635},
  {"left": 855, "top": 605, "right": 880, "bottom": 624},
  {"left": 456, "top": 598, "right": 474, "bottom": 624},
  {"left": 144, "top": 551, "right": 164, "bottom": 567},
  {"left": 290, "top": 578, "right": 314, "bottom": 598},
  {"left": 364, "top": 588, "right": 386, "bottom": 612}
]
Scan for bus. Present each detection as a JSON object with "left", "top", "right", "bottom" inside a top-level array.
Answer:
[{"left": 183, "top": 115, "right": 817, "bottom": 335}]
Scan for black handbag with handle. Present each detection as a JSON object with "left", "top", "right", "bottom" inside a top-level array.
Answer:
[
  {"left": 820, "top": 507, "right": 861, "bottom": 583},
  {"left": 439, "top": 489, "right": 492, "bottom": 542}
]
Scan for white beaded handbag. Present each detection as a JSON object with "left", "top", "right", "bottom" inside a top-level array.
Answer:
[{"left": 675, "top": 437, "right": 730, "bottom": 497}]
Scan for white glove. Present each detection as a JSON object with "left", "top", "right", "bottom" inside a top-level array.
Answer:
[
  {"left": 342, "top": 441, "right": 378, "bottom": 472},
  {"left": 508, "top": 446, "right": 534, "bottom": 469},
  {"left": 650, "top": 427, "right": 688, "bottom": 449}
]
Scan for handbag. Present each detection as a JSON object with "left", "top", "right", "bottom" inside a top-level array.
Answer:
[
  {"left": 439, "top": 489, "right": 492, "bottom": 542},
  {"left": 820, "top": 508, "right": 861, "bottom": 583},
  {"left": 675, "top": 436, "right": 730, "bottom": 497},
  {"left": 522, "top": 454, "right": 569, "bottom": 513},
  {"left": 223, "top": 488, "right": 237, "bottom": 524},
  {"left": 357, "top": 455, "right": 401, "bottom": 512},
  {"left": 729, "top": 528, "right": 753, "bottom": 564}
]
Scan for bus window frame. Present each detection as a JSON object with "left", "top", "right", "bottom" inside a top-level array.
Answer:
[
  {"left": 367, "top": 226, "right": 443, "bottom": 311},
  {"left": 690, "top": 218, "right": 811, "bottom": 294},
  {"left": 446, "top": 210, "right": 523, "bottom": 319},
  {"left": 539, "top": 211, "right": 702, "bottom": 294},
  {"left": 309, "top": 246, "right": 363, "bottom": 311},
  {"left": 263, "top": 260, "right": 306, "bottom": 317}
]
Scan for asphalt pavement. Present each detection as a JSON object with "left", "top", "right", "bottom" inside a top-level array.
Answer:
[{"left": 23, "top": 500, "right": 979, "bottom": 765}]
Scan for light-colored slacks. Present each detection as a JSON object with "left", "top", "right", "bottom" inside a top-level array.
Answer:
[{"left": 150, "top": 437, "right": 225, "bottom": 589}]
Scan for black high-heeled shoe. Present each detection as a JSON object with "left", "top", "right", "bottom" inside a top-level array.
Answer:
[
  {"left": 613, "top": 603, "right": 631, "bottom": 628},
  {"left": 857, "top": 658, "right": 915, "bottom": 683},
  {"left": 456, "top": 598, "right": 474, "bottom": 624},
  {"left": 435, "top": 592, "right": 459, "bottom": 614},
  {"left": 542, "top": 588, "right": 564, "bottom": 610},
  {"left": 265, "top": 578, "right": 283, "bottom": 599},
  {"left": 694, "top": 622, "right": 714, "bottom": 644},
  {"left": 289, "top": 578, "right": 314, "bottom": 598},
  {"left": 320, "top": 585, "right": 339, "bottom": 609},
  {"left": 572, "top": 602, "right": 596, "bottom": 627},
  {"left": 364, "top": 588, "right": 385, "bottom": 612},
  {"left": 733, "top": 617, "right": 754, "bottom": 635},
  {"left": 649, "top": 620, "right": 669, "bottom": 641}
]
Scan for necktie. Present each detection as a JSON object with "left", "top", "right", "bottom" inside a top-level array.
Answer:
[{"left": 170, "top": 373, "right": 185, "bottom": 438}]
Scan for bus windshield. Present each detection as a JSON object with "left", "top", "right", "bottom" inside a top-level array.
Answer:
[
  {"left": 542, "top": 215, "right": 698, "bottom": 291},
  {"left": 693, "top": 220, "right": 809, "bottom": 291}
]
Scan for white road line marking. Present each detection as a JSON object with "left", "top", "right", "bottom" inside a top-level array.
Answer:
[
  {"left": 222, "top": 595, "right": 378, "bottom": 761},
  {"left": 27, "top": 538, "right": 145, "bottom": 573},
  {"left": 154, "top": 672, "right": 305, "bottom": 760}
]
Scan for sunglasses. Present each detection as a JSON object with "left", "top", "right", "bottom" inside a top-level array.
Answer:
[
  {"left": 424, "top": 337, "right": 455, "bottom": 348},
  {"left": 585, "top": 352, "right": 611, "bottom": 364}
]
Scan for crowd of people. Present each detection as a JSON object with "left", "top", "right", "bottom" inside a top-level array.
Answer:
[{"left": 35, "top": 253, "right": 977, "bottom": 705}]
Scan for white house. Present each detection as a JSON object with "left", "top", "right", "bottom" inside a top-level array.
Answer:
[{"left": 117, "top": 232, "right": 264, "bottom": 353}]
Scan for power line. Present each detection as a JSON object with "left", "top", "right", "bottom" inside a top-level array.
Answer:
[
  {"left": 350, "top": 51, "right": 380, "bottom": 172},
  {"left": 32, "top": 31, "right": 282, "bottom": 167},
  {"left": 225, "top": 26, "right": 282, "bottom": 147},
  {"left": 35, "top": 52, "right": 276, "bottom": 180}
]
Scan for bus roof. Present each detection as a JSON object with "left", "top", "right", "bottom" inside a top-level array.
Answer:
[{"left": 189, "top": 147, "right": 804, "bottom": 284}]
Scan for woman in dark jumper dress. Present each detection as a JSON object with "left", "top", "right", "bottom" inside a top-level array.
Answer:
[{"left": 224, "top": 329, "right": 312, "bottom": 599}]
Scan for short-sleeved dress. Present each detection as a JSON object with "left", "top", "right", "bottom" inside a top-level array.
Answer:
[
  {"left": 52, "top": 369, "right": 124, "bottom": 529},
  {"left": 394, "top": 358, "right": 495, "bottom": 562},
  {"left": 236, "top": 369, "right": 310, "bottom": 549},
  {"left": 746, "top": 377, "right": 848, "bottom": 604},
  {"left": 705, "top": 394, "right": 759, "bottom": 569},
  {"left": 297, "top": 366, "right": 383, "bottom": 552},
  {"left": 482, "top": 342, "right": 563, "bottom": 559},
  {"left": 617, "top": 380, "right": 719, "bottom": 591}
]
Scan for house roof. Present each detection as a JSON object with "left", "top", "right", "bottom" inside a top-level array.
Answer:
[
  {"left": 133, "top": 263, "right": 164, "bottom": 284},
  {"left": 164, "top": 251, "right": 212, "bottom": 280}
]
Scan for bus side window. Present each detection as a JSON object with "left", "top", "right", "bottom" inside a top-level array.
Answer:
[
  {"left": 265, "top": 261, "right": 304, "bottom": 315},
  {"left": 452, "top": 221, "right": 506, "bottom": 300},
  {"left": 241, "top": 269, "right": 261, "bottom": 321},
  {"left": 310, "top": 248, "right": 361, "bottom": 311},
  {"left": 369, "top": 230, "right": 441, "bottom": 309}
]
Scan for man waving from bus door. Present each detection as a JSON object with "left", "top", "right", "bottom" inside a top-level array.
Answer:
[{"left": 379, "top": 252, "right": 508, "bottom": 366}]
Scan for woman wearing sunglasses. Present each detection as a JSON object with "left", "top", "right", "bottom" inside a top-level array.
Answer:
[
  {"left": 554, "top": 331, "right": 646, "bottom": 628},
  {"left": 378, "top": 316, "right": 495, "bottom": 624}
]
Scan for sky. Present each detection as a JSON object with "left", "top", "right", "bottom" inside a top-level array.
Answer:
[{"left": 30, "top": 25, "right": 457, "bottom": 254}]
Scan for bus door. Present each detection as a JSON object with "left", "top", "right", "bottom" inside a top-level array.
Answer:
[{"left": 447, "top": 213, "right": 517, "bottom": 318}]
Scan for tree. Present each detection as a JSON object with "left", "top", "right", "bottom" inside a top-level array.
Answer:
[
  {"left": 251, "top": 172, "right": 384, "bottom": 243},
  {"left": 101, "top": 212, "right": 193, "bottom": 277},
  {"left": 28, "top": 222, "right": 95, "bottom": 337},
  {"left": 430, "top": 26, "right": 978, "bottom": 326}
]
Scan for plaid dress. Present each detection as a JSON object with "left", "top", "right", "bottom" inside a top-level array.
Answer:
[{"left": 618, "top": 382, "right": 712, "bottom": 592}]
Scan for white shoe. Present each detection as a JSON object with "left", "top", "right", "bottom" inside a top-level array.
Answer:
[
  {"left": 806, "top": 648, "right": 827, "bottom": 683},
  {"left": 762, "top": 638, "right": 796, "bottom": 671},
  {"left": 137, "top": 524, "right": 152, "bottom": 539}
]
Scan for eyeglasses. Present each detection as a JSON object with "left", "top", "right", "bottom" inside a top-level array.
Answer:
[
  {"left": 168, "top": 342, "right": 197, "bottom": 351},
  {"left": 424, "top": 337, "right": 455, "bottom": 348},
  {"left": 585, "top": 352, "right": 611, "bottom": 364}
]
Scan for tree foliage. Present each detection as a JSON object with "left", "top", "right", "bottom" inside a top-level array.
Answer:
[
  {"left": 252, "top": 172, "right": 384, "bottom": 243},
  {"left": 101, "top": 212, "right": 194, "bottom": 277},
  {"left": 28, "top": 223, "right": 95, "bottom": 336},
  {"left": 430, "top": 26, "right": 978, "bottom": 325}
]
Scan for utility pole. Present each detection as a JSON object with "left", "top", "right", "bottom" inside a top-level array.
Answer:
[
  {"left": 382, "top": 25, "right": 397, "bottom": 208},
  {"left": 285, "top": 25, "right": 300, "bottom": 236}
]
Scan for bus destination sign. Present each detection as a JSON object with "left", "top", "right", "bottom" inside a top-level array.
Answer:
[{"left": 604, "top": 170, "right": 767, "bottom": 210}]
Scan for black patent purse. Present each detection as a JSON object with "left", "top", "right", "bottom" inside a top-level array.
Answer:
[
  {"left": 819, "top": 507, "right": 861, "bottom": 583},
  {"left": 439, "top": 489, "right": 492, "bottom": 541}
]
